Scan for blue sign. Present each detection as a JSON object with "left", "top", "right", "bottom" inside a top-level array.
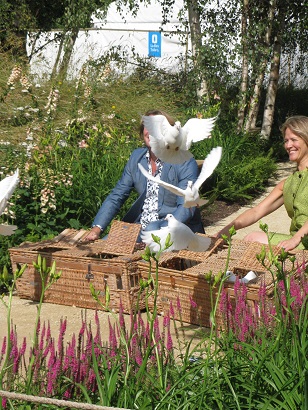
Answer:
[{"left": 148, "top": 32, "right": 161, "bottom": 57}]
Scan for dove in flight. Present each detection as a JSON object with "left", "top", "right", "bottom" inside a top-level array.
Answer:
[
  {"left": 0, "top": 169, "right": 19, "bottom": 236},
  {"left": 140, "top": 214, "right": 211, "bottom": 253},
  {"left": 138, "top": 146, "right": 222, "bottom": 208},
  {"left": 142, "top": 114, "right": 217, "bottom": 164}
]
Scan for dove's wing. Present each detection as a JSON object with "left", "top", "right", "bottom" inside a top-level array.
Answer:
[
  {"left": 165, "top": 214, "right": 196, "bottom": 250},
  {"left": 187, "top": 234, "right": 211, "bottom": 252},
  {"left": 142, "top": 115, "right": 172, "bottom": 141},
  {"left": 0, "top": 225, "right": 17, "bottom": 236},
  {"left": 138, "top": 163, "right": 187, "bottom": 197},
  {"left": 194, "top": 146, "right": 222, "bottom": 191},
  {"left": 180, "top": 116, "right": 217, "bottom": 150},
  {"left": 140, "top": 227, "right": 174, "bottom": 252},
  {"left": 0, "top": 169, "right": 19, "bottom": 215}
]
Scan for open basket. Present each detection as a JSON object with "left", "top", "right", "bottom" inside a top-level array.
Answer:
[
  {"left": 138, "top": 239, "right": 286, "bottom": 328},
  {"left": 10, "top": 221, "right": 145, "bottom": 313}
]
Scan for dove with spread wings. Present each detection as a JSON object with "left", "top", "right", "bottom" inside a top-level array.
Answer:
[
  {"left": 0, "top": 169, "right": 19, "bottom": 236},
  {"left": 140, "top": 214, "right": 211, "bottom": 253},
  {"left": 138, "top": 146, "right": 222, "bottom": 208},
  {"left": 142, "top": 114, "right": 217, "bottom": 164}
]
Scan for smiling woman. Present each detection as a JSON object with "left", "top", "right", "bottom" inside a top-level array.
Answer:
[{"left": 214, "top": 115, "right": 308, "bottom": 251}]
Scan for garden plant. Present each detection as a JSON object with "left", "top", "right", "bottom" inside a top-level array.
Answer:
[
  {"left": 0, "top": 227, "right": 307, "bottom": 409},
  {"left": 0, "top": 52, "right": 307, "bottom": 409}
]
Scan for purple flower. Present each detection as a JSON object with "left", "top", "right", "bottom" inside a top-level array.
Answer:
[{"left": 189, "top": 295, "right": 197, "bottom": 308}]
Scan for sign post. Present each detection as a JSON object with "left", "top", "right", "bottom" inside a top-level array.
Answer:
[{"left": 148, "top": 32, "right": 161, "bottom": 57}]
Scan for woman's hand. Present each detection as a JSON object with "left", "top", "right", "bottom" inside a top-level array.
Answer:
[{"left": 277, "top": 236, "right": 301, "bottom": 252}]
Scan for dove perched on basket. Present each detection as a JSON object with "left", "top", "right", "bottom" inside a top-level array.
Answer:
[
  {"left": 138, "top": 146, "right": 222, "bottom": 208},
  {"left": 142, "top": 114, "right": 217, "bottom": 164},
  {"left": 0, "top": 169, "right": 19, "bottom": 236},
  {"left": 141, "top": 214, "right": 211, "bottom": 253}
]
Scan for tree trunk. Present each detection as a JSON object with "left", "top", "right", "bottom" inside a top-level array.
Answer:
[
  {"left": 261, "top": 11, "right": 285, "bottom": 139},
  {"left": 58, "top": 28, "right": 79, "bottom": 81},
  {"left": 244, "top": 0, "right": 276, "bottom": 132},
  {"left": 237, "top": 0, "right": 249, "bottom": 132},
  {"left": 51, "top": 32, "right": 66, "bottom": 79},
  {"left": 187, "top": 0, "right": 210, "bottom": 103}
]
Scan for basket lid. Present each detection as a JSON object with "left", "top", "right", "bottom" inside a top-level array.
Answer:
[{"left": 102, "top": 220, "right": 141, "bottom": 254}]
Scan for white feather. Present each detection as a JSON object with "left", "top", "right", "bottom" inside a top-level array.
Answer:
[
  {"left": 0, "top": 225, "right": 18, "bottom": 236},
  {"left": 0, "top": 169, "right": 19, "bottom": 236},
  {"left": 142, "top": 114, "right": 217, "bottom": 164},
  {"left": 140, "top": 214, "right": 211, "bottom": 252},
  {"left": 138, "top": 146, "right": 222, "bottom": 208}
]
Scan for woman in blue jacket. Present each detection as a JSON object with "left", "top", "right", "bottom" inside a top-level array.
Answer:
[{"left": 83, "top": 110, "right": 204, "bottom": 241}]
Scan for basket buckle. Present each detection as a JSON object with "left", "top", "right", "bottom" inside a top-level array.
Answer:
[{"left": 85, "top": 264, "right": 94, "bottom": 280}]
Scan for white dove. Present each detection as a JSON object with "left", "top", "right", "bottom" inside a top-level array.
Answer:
[
  {"left": 142, "top": 114, "right": 217, "bottom": 164},
  {"left": 138, "top": 146, "right": 222, "bottom": 208},
  {"left": 140, "top": 214, "right": 211, "bottom": 253},
  {"left": 0, "top": 169, "right": 19, "bottom": 236}
]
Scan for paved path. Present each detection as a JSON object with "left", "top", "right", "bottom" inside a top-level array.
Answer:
[{"left": 205, "top": 162, "right": 296, "bottom": 239}]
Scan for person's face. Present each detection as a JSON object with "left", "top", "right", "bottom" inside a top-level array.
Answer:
[
  {"left": 284, "top": 128, "right": 308, "bottom": 164},
  {"left": 143, "top": 125, "right": 151, "bottom": 148}
]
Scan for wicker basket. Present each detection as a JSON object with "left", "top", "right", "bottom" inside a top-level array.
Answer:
[
  {"left": 10, "top": 222, "right": 144, "bottom": 313},
  {"left": 138, "top": 240, "right": 283, "bottom": 328}
]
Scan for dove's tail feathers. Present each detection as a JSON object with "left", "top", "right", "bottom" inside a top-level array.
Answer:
[
  {"left": 197, "top": 198, "right": 209, "bottom": 208},
  {"left": 0, "top": 224, "right": 18, "bottom": 236},
  {"left": 187, "top": 235, "right": 211, "bottom": 252}
]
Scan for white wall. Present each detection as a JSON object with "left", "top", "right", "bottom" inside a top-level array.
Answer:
[{"left": 27, "top": 0, "right": 190, "bottom": 80}]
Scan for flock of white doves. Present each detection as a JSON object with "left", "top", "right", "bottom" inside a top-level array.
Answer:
[
  {"left": 140, "top": 114, "right": 222, "bottom": 253},
  {"left": 0, "top": 115, "right": 222, "bottom": 253}
]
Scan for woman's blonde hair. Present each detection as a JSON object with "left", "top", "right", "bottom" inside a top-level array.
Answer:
[
  {"left": 281, "top": 115, "right": 308, "bottom": 145},
  {"left": 139, "top": 109, "right": 175, "bottom": 139}
]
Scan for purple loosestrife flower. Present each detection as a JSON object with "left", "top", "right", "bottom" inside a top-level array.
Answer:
[
  {"left": 169, "top": 301, "right": 175, "bottom": 317},
  {"left": 39, "top": 322, "right": 46, "bottom": 351},
  {"left": 135, "top": 346, "right": 143, "bottom": 366},
  {"left": 163, "top": 313, "right": 170, "bottom": 327},
  {"left": 219, "top": 288, "right": 232, "bottom": 330},
  {"left": 0, "top": 336, "right": 6, "bottom": 366},
  {"left": 20, "top": 337, "right": 27, "bottom": 357},
  {"left": 278, "top": 281, "right": 287, "bottom": 312},
  {"left": 137, "top": 311, "right": 145, "bottom": 333},
  {"left": 94, "top": 311, "right": 102, "bottom": 345},
  {"left": 176, "top": 296, "right": 182, "bottom": 313},
  {"left": 47, "top": 339, "right": 56, "bottom": 368},
  {"left": 189, "top": 295, "right": 197, "bottom": 308},
  {"left": 58, "top": 318, "right": 67, "bottom": 357},
  {"left": 119, "top": 299, "right": 125, "bottom": 329},
  {"left": 46, "top": 321, "right": 51, "bottom": 339},
  {"left": 63, "top": 389, "right": 72, "bottom": 400},
  {"left": 1, "top": 398, "right": 7, "bottom": 408},
  {"left": 154, "top": 317, "right": 161, "bottom": 343},
  {"left": 258, "top": 281, "right": 272, "bottom": 327},
  {"left": 166, "top": 326, "right": 173, "bottom": 351},
  {"left": 290, "top": 276, "right": 302, "bottom": 306},
  {"left": 144, "top": 322, "right": 150, "bottom": 345},
  {"left": 108, "top": 317, "right": 117, "bottom": 357},
  {"left": 87, "top": 368, "right": 97, "bottom": 391}
]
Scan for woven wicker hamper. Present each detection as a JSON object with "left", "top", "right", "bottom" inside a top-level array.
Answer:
[
  {"left": 138, "top": 237, "right": 225, "bottom": 326},
  {"left": 10, "top": 221, "right": 145, "bottom": 313},
  {"left": 139, "top": 240, "right": 284, "bottom": 328}
]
